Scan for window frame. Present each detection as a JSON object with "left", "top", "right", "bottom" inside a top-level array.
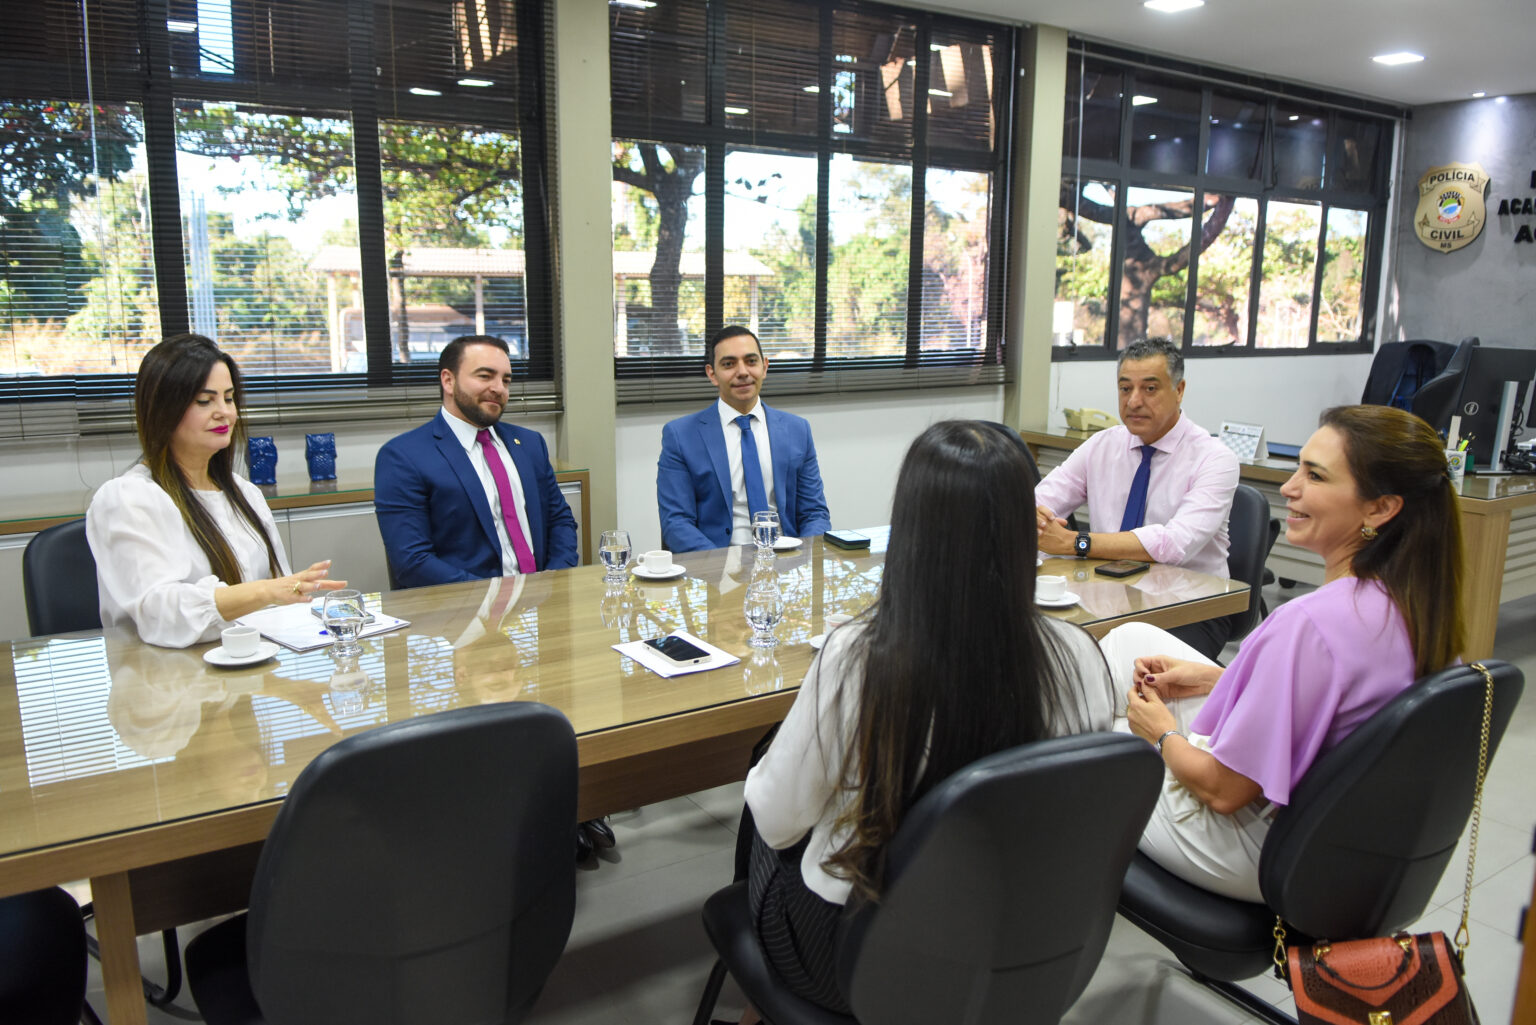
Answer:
[
  {"left": 0, "top": 0, "right": 560, "bottom": 436},
  {"left": 1054, "top": 41, "right": 1402, "bottom": 363},
  {"left": 609, "top": 0, "right": 1018, "bottom": 404}
]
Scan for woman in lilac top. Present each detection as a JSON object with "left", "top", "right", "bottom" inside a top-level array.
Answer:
[{"left": 1098, "top": 404, "right": 1466, "bottom": 900}]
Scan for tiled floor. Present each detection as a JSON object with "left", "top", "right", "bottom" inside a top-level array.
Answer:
[{"left": 95, "top": 583, "right": 1536, "bottom": 1024}]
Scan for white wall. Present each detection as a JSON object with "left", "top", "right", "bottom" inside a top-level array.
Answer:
[
  {"left": 1044, "top": 352, "right": 1376, "bottom": 445},
  {"left": 614, "top": 386, "right": 1006, "bottom": 554}
]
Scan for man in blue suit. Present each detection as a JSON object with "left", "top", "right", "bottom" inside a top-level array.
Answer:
[
  {"left": 375, "top": 335, "right": 579, "bottom": 588},
  {"left": 657, "top": 325, "right": 831, "bottom": 552}
]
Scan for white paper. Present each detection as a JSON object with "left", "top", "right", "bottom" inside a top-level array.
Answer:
[
  {"left": 236, "top": 600, "right": 410, "bottom": 652},
  {"left": 613, "top": 629, "right": 742, "bottom": 678}
]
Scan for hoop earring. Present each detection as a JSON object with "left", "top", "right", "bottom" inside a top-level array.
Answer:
[{"left": 1360, "top": 524, "right": 1378, "bottom": 541}]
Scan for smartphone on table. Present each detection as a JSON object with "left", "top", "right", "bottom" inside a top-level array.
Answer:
[
  {"left": 824, "top": 529, "right": 871, "bottom": 550},
  {"left": 1094, "top": 560, "right": 1150, "bottom": 578},
  {"left": 644, "top": 633, "right": 712, "bottom": 666}
]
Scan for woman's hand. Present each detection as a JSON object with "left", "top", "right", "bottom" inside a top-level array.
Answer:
[
  {"left": 271, "top": 560, "right": 348, "bottom": 605},
  {"left": 1133, "top": 655, "right": 1220, "bottom": 701},
  {"left": 1125, "top": 685, "right": 1178, "bottom": 744}
]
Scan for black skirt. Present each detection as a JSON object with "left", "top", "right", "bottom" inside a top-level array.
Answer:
[{"left": 746, "top": 829, "right": 853, "bottom": 1015}]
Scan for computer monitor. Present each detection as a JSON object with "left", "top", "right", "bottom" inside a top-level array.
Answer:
[{"left": 1412, "top": 345, "right": 1536, "bottom": 471}]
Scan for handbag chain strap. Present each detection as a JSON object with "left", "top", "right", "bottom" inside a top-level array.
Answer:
[
  {"left": 1455, "top": 662, "right": 1495, "bottom": 961},
  {"left": 1272, "top": 661, "right": 1496, "bottom": 973}
]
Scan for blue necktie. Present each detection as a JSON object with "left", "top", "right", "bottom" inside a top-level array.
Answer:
[
  {"left": 735, "top": 414, "right": 770, "bottom": 518},
  {"left": 1119, "top": 445, "right": 1157, "bottom": 531}
]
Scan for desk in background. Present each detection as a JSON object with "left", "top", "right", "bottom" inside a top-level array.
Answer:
[
  {"left": 1021, "top": 429, "right": 1536, "bottom": 660},
  {"left": 0, "top": 534, "right": 1244, "bottom": 1024}
]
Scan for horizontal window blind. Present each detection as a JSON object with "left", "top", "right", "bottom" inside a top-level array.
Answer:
[
  {"left": 609, "top": 0, "right": 1014, "bottom": 404},
  {"left": 1, "top": 0, "right": 560, "bottom": 440}
]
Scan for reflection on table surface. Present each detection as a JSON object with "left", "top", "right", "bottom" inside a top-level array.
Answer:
[{"left": 0, "top": 531, "right": 1243, "bottom": 862}]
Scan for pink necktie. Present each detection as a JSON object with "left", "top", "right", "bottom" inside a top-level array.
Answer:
[{"left": 476, "top": 429, "right": 536, "bottom": 574}]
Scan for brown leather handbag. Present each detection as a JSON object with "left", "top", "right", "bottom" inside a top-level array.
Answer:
[{"left": 1276, "top": 662, "right": 1496, "bottom": 1025}]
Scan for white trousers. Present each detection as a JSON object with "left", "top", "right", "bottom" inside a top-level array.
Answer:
[{"left": 1099, "top": 621, "right": 1273, "bottom": 903}]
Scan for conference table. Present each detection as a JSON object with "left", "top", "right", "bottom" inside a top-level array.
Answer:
[{"left": 0, "top": 531, "right": 1247, "bottom": 1025}]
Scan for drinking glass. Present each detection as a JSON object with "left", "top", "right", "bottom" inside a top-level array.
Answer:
[
  {"left": 599, "top": 529, "right": 633, "bottom": 584},
  {"left": 744, "top": 575, "right": 783, "bottom": 649},
  {"left": 328, "top": 657, "right": 370, "bottom": 715},
  {"left": 742, "top": 648, "right": 784, "bottom": 695},
  {"left": 322, "top": 588, "right": 367, "bottom": 659},
  {"left": 752, "top": 510, "right": 781, "bottom": 555}
]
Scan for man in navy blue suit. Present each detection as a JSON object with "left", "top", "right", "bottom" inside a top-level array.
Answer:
[
  {"left": 375, "top": 335, "right": 579, "bottom": 588},
  {"left": 657, "top": 325, "right": 831, "bottom": 553}
]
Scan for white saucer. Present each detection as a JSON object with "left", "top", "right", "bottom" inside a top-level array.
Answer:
[
  {"left": 204, "top": 640, "right": 281, "bottom": 667},
  {"left": 773, "top": 536, "right": 802, "bottom": 551},
  {"left": 809, "top": 633, "right": 827, "bottom": 649},
  {"left": 633, "top": 564, "right": 687, "bottom": 581},
  {"left": 1035, "top": 592, "right": 1081, "bottom": 609}
]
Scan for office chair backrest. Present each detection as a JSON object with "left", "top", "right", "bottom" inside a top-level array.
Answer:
[
  {"left": 1222, "top": 484, "right": 1276, "bottom": 643},
  {"left": 246, "top": 702, "right": 578, "bottom": 1025},
  {"left": 22, "top": 518, "right": 102, "bottom": 637},
  {"left": 1259, "top": 660, "right": 1522, "bottom": 941},
  {"left": 836, "top": 733, "right": 1162, "bottom": 1025},
  {"left": 1360, "top": 340, "right": 1457, "bottom": 408},
  {"left": 0, "top": 887, "right": 89, "bottom": 1025}
]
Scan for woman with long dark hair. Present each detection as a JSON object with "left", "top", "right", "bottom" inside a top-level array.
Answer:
[
  {"left": 1103, "top": 403, "right": 1464, "bottom": 900},
  {"left": 740, "top": 420, "right": 1116, "bottom": 1015},
  {"left": 87, "top": 334, "right": 345, "bottom": 647}
]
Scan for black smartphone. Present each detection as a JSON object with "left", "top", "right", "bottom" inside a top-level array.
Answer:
[
  {"left": 644, "top": 634, "right": 712, "bottom": 666},
  {"left": 824, "top": 529, "right": 871, "bottom": 550},
  {"left": 1094, "top": 559, "right": 1150, "bottom": 578}
]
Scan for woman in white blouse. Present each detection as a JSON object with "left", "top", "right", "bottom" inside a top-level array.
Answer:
[
  {"left": 87, "top": 334, "right": 345, "bottom": 648},
  {"left": 737, "top": 421, "right": 1116, "bottom": 1017}
]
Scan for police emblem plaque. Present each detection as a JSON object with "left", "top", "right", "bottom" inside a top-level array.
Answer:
[{"left": 1414, "top": 162, "right": 1490, "bottom": 253}]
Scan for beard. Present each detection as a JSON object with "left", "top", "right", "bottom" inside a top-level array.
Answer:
[{"left": 452, "top": 383, "right": 504, "bottom": 428}]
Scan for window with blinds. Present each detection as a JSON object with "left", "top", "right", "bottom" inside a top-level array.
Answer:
[
  {"left": 609, "top": 0, "right": 1015, "bottom": 403},
  {"left": 0, "top": 0, "right": 558, "bottom": 438}
]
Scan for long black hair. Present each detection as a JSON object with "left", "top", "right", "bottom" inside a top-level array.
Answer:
[
  {"left": 823, "top": 420, "right": 1100, "bottom": 899},
  {"left": 134, "top": 334, "right": 282, "bottom": 583}
]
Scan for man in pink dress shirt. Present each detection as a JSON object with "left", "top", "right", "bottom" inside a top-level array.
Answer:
[{"left": 1036, "top": 337, "right": 1240, "bottom": 658}]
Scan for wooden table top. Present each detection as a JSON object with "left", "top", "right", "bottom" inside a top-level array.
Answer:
[{"left": 0, "top": 531, "right": 1245, "bottom": 891}]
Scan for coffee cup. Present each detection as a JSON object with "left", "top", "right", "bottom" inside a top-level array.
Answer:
[
  {"left": 642, "top": 549, "right": 674, "bottom": 573},
  {"left": 221, "top": 625, "right": 261, "bottom": 658},
  {"left": 825, "top": 613, "right": 854, "bottom": 631},
  {"left": 1036, "top": 575, "right": 1068, "bottom": 601}
]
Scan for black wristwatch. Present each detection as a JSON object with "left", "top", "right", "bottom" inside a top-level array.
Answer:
[{"left": 1074, "top": 531, "right": 1092, "bottom": 558}]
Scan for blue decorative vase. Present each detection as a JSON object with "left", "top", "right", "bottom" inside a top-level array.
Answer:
[
  {"left": 305, "top": 433, "right": 337, "bottom": 481},
  {"left": 247, "top": 436, "right": 277, "bottom": 485}
]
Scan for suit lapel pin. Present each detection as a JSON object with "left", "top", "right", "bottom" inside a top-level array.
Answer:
[{"left": 514, "top": 438, "right": 521, "bottom": 445}]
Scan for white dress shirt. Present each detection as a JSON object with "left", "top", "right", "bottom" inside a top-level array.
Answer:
[
  {"left": 87, "top": 463, "right": 292, "bottom": 648},
  {"left": 1034, "top": 415, "right": 1240, "bottom": 577},
  {"left": 440, "top": 409, "right": 534, "bottom": 576},
  {"left": 715, "top": 398, "right": 778, "bottom": 545}
]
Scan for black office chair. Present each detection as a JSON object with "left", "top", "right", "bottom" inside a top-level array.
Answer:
[
  {"left": 1221, "top": 484, "right": 1279, "bottom": 645},
  {"left": 0, "top": 887, "right": 98, "bottom": 1025},
  {"left": 184, "top": 701, "right": 577, "bottom": 1025},
  {"left": 693, "top": 732, "right": 1163, "bottom": 1025},
  {"left": 1359, "top": 339, "right": 1458, "bottom": 409},
  {"left": 22, "top": 518, "right": 101, "bottom": 637},
  {"left": 1118, "top": 660, "right": 1524, "bottom": 1023}
]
